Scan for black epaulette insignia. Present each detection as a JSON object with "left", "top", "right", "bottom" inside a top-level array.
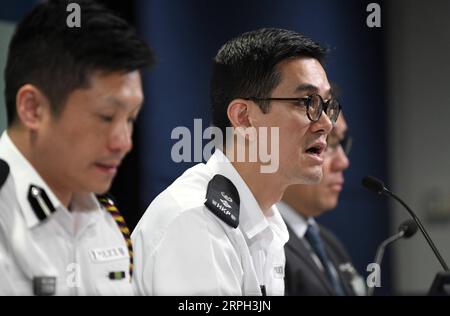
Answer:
[
  {"left": 204, "top": 174, "right": 240, "bottom": 228},
  {"left": 0, "top": 159, "right": 9, "bottom": 189},
  {"left": 28, "top": 185, "right": 56, "bottom": 221},
  {"left": 97, "top": 194, "right": 134, "bottom": 281}
]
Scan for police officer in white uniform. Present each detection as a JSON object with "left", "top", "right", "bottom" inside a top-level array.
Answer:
[
  {"left": 0, "top": 0, "right": 154, "bottom": 295},
  {"left": 132, "top": 28, "right": 339, "bottom": 296},
  {"left": 0, "top": 135, "right": 133, "bottom": 295},
  {"left": 133, "top": 149, "right": 289, "bottom": 296}
]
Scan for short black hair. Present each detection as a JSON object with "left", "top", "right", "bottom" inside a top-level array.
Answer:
[
  {"left": 4, "top": 0, "right": 155, "bottom": 126},
  {"left": 210, "top": 28, "right": 327, "bottom": 135}
]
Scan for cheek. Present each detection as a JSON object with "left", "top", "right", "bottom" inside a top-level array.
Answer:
[
  {"left": 285, "top": 119, "right": 310, "bottom": 146},
  {"left": 322, "top": 159, "right": 333, "bottom": 175},
  {"left": 261, "top": 113, "right": 310, "bottom": 160},
  {"left": 55, "top": 126, "right": 103, "bottom": 162}
]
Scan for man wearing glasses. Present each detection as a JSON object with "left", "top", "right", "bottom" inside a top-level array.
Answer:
[
  {"left": 279, "top": 115, "right": 366, "bottom": 296},
  {"left": 132, "top": 28, "right": 338, "bottom": 295}
]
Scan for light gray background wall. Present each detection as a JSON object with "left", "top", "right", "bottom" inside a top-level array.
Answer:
[
  {"left": 388, "top": 0, "right": 450, "bottom": 294},
  {"left": 0, "top": 21, "right": 15, "bottom": 133}
]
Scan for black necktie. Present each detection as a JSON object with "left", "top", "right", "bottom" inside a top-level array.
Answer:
[{"left": 305, "top": 223, "right": 345, "bottom": 296}]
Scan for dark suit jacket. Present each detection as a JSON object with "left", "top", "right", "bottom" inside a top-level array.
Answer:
[{"left": 284, "top": 223, "right": 363, "bottom": 296}]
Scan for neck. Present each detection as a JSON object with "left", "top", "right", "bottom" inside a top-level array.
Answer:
[
  {"left": 231, "top": 159, "right": 287, "bottom": 216},
  {"left": 282, "top": 190, "right": 321, "bottom": 218},
  {"left": 8, "top": 128, "right": 72, "bottom": 208}
]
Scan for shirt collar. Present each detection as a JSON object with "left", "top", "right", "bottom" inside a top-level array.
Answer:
[
  {"left": 206, "top": 149, "right": 288, "bottom": 243},
  {"left": 277, "top": 200, "right": 317, "bottom": 240},
  {"left": 68, "top": 192, "right": 104, "bottom": 235},
  {"left": 0, "top": 131, "right": 101, "bottom": 229}
]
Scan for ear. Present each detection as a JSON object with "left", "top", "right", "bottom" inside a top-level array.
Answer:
[
  {"left": 227, "top": 99, "right": 253, "bottom": 129},
  {"left": 15, "top": 84, "right": 50, "bottom": 131},
  {"left": 227, "top": 99, "right": 260, "bottom": 142}
]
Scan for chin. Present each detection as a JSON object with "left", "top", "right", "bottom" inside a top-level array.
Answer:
[
  {"left": 87, "top": 181, "right": 113, "bottom": 195},
  {"left": 306, "top": 170, "right": 323, "bottom": 185},
  {"left": 289, "top": 166, "right": 323, "bottom": 185},
  {"left": 326, "top": 202, "right": 338, "bottom": 211},
  {"left": 322, "top": 198, "right": 338, "bottom": 211}
]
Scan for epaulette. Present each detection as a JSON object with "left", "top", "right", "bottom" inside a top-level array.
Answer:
[
  {"left": 28, "top": 185, "right": 56, "bottom": 221},
  {"left": 0, "top": 159, "right": 9, "bottom": 190},
  {"left": 204, "top": 174, "right": 240, "bottom": 228},
  {"left": 97, "top": 194, "right": 133, "bottom": 281}
]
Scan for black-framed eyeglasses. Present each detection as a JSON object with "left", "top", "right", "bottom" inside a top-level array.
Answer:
[
  {"left": 327, "top": 133, "right": 352, "bottom": 156},
  {"left": 243, "top": 93, "right": 342, "bottom": 124}
]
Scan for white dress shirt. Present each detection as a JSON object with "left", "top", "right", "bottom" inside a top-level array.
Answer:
[
  {"left": 132, "top": 149, "right": 289, "bottom": 296},
  {"left": 278, "top": 200, "right": 367, "bottom": 296},
  {"left": 0, "top": 131, "right": 133, "bottom": 295},
  {"left": 277, "top": 201, "right": 325, "bottom": 270}
]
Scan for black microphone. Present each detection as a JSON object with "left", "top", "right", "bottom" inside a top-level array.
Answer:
[
  {"left": 362, "top": 175, "right": 449, "bottom": 272},
  {"left": 398, "top": 219, "right": 418, "bottom": 238},
  {"left": 374, "top": 220, "right": 418, "bottom": 268},
  {"left": 368, "top": 219, "right": 418, "bottom": 296}
]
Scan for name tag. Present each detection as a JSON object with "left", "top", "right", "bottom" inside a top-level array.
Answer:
[{"left": 89, "top": 246, "right": 128, "bottom": 263}]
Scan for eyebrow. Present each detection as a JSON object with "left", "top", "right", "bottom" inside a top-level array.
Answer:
[
  {"left": 294, "top": 84, "right": 333, "bottom": 98},
  {"left": 106, "top": 96, "right": 126, "bottom": 109},
  {"left": 105, "top": 96, "right": 142, "bottom": 112}
]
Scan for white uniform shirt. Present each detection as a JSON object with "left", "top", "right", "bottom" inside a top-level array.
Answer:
[
  {"left": 0, "top": 131, "right": 133, "bottom": 295},
  {"left": 132, "top": 149, "right": 289, "bottom": 296}
]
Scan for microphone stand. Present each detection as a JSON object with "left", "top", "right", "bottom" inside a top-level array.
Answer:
[
  {"left": 384, "top": 189, "right": 449, "bottom": 272},
  {"left": 368, "top": 230, "right": 404, "bottom": 296}
]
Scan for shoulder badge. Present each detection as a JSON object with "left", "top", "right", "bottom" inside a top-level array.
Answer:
[
  {"left": 204, "top": 174, "right": 240, "bottom": 228},
  {"left": 28, "top": 185, "right": 56, "bottom": 221},
  {"left": 97, "top": 194, "right": 133, "bottom": 280},
  {"left": 0, "top": 159, "right": 9, "bottom": 189}
]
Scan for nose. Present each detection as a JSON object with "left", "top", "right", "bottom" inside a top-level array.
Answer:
[
  {"left": 331, "top": 145, "right": 350, "bottom": 172},
  {"left": 311, "top": 110, "right": 333, "bottom": 135},
  {"left": 108, "top": 121, "right": 133, "bottom": 154}
]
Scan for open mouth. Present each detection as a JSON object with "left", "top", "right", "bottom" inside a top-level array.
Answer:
[{"left": 305, "top": 143, "right": 326, "bottom": 156}]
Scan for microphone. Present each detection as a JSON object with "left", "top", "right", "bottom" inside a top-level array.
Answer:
[
  {"left": 361, "top": 176, "right": 386, "bottom": 194},
  {"left": 362, "top": 176, "right": 449, "bottom": 272},
  {"left": 398, "top": 219, "right": 419, "bottom": 238},
  {"left": 368, "top": 219, "right": 418, "bottom": 296}
]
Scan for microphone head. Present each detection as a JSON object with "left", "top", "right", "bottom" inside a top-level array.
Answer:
[
  {"left": 398, "top": 219, "right": 418, "bottom": 238},
  {"left": 362, "top": 176, "right": 386, "bottom": 194}
]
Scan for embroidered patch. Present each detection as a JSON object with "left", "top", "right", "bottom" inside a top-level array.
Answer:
[{"left": 204, "top": 174, "right": 240, "bottom": 228}]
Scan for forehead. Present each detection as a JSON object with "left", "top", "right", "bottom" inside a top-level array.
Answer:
[
  {"left": 273, "top": 57, "right": 331, "bottom": 96},
  {"left": 87, "top": 71, "right": 143, "bottom": 94},
  {"left": 70, "top": 71, "right": 143, "bottom": 104}
]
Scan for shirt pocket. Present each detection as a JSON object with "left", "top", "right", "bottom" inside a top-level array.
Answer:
[
  {"left": 92, "top": 258, "right": 133, "bottom": 296},
  {"left": 95, "top": 278, "right": 133, "bottom": 296}
]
